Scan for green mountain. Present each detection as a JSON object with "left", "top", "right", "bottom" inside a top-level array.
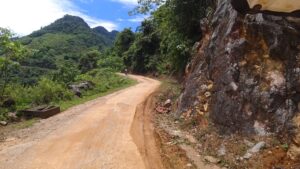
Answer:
[
  {"left": 21, "top": 15, "right": 118, "bottom": 58},
  {"left": 93, "top": 26, "right": 118, "bottom": 42},
  {"left": 17, "top": 15, "right": 118, "bottom": 85}
]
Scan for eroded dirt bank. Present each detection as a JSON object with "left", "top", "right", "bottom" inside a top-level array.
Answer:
[
  {"left": 130, "top": 93, "right": 165, "bottom": 169},
  {"left": 0, "top": 75, "right": 160, "bottom": 169}
]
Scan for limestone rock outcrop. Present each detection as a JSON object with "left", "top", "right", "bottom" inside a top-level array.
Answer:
[{"left": 177, "top": 0, "right": 300, "bottom": 139}]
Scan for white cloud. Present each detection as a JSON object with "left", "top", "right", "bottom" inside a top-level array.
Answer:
[
  {"left": 128, "top": 15, "right": 148, "bottom": 23},
  {"left": 128, "top": 17, "right": 144, "bottom": 23},
  {"left": 117, "top": 15, "right": 149, "bottom": 23},
  {"left": 0, "top": 0, "right": 117, "bottom": 36},
  {"left": 112, "top": 0, "right": 138, "bottom": 6}
]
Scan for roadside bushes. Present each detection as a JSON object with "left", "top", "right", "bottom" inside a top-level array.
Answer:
[
  {"left": 6, "top": 78, "right": 73, "bottom": 109},
  {"left": 0, "top": 68, "right": 133, "bottom": 122},
  {"left": 0, "top": 78, "right": 72, "bottom": 121},
  {"left": 31, "top": 78, "right": 73, "bottom": 104},
  {"left": 76, "top": 68, "right": 132, "bottom": 94},
  {"left": 97, "top": 55, "right": 125, "bottom": 72}
]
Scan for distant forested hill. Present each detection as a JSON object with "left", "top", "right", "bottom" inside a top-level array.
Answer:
[
  {"left": 93, "top": 26, "right": 119, "bottom": 43},
  {"left": 17, "top": 15, "right": 118, "bottom": 85}
]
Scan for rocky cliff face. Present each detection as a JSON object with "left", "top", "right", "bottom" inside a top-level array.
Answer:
[{"left": 177, "top": 0, "right": 300, "bottom": 160}]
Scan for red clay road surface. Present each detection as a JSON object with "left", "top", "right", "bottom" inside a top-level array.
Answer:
[{"left": 0, "top": 75, "right": 161, "bottom": 169}]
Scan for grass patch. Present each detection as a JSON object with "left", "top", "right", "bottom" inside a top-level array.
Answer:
[
  {"left": 1, "top": 74, "right": 136, "bottom": 130},
  {"left": 14, "top": 118, "right": 39, "bottom": 129},
  {"left": 60, "top": 78, "right": 137, "bottom": 111},
  {"left": 157, "top": 76, "right": 181, "bottom": 102}
]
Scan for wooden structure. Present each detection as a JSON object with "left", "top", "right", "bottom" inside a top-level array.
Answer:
[{"left": 22, "top": 105, "right": 60, "bottom": 119}]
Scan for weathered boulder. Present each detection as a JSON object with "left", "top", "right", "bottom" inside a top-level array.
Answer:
[
  {"left": 68, "top": 81, "right": 95, "bottom": 97},
  {"left": 0, "top": 121, "right": 7, "bottom": 126},
  {"left": 69, "top": 87, "right": 81, "bottom": 97},
  {"left": 177, "top": 0, "right": 300, "bottom": 138},
  {"left": 217, "top": 144, "right": 226, "bottom": 156},
  {"left": 249, "top": 141, "right": 266, "bottom": 153},
  {"left": 243, "top": 141, "right": 266, "bottom": 159},
  {"left": 7, "top": 112, "right": 18, "bottom": 121},
  {"left": 164, "top": 99, "right": 172, "bottom": 107},
  {"left": 204, "top": 156, "right": 221, "bottom": 164}
]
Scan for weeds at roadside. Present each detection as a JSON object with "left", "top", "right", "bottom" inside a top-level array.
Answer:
[
  {"left": 14, "top": 118, "right": 39, "bottom": 129},
  {"left": 60, "top": 79, "right": 136, "bottom": 111},
  {"left": 156, "top": 77, "right": 181, "bottom": 103},
  {"left": 0, "top": 72, "right": 136, "bottom": 133}
]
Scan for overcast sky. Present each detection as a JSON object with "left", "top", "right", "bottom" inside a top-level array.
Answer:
[{"left": 0, "top": 0, "right": 146, "bottom": 36}]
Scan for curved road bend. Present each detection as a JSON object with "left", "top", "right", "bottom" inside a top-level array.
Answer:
[{"left": 0, "top": 75, "right": 161, "bottom": 169}]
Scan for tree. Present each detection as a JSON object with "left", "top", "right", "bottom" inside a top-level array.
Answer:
[
  {"left": 130, "top": 0, "right": 216, "bottom": 74},
  {"left": 114, "top": 28, "right": 135, "bottom": 58},
  {"left": 0, "top": 28, "right": 26, "bottom": 99},
  {"left": 124, "top": 20, "right": 161, "bottom": 73},
  {"left": 98, "top": 50, "right": 125, "bottom": 71},
  {"left": 78, "top": 50, "right": 100, "bottom": 73},
  {"left": 131, "top": 0, "right": 164, "bottom": 14},
  {"left": 53, "top": 61, "right": 80, "bottom": 83}
]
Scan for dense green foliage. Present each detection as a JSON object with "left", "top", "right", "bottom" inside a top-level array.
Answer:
[
  {"left": 124, "top": 20, "right": 160, "bottom": 73},
  {"left": 0, "top": 15, "right": 134, "bottom": 122},
  {"left": 52, "top": 61, "right": 80, "bottom": 84},
  {"left": 1, "top": 70, "right": 133, "bottom": 121},
  {"left": 18, "top": 15, "right": 119, "bottom": 85},
  {"left": 6, "top": 70, "right": 131, "bottom": 108},
  {"left": 0, "top": 28, "right": 26, "bottom": 98},
  {"left": 112, "top": 0, "right": 215, "bottom": 74},
  {"left": 79, "top": 50, "right": 101, "bottom": 73},
  {"left": 114, "top": 28, "right": 135, "bottom": 58},
  {"left": 98, "top": 49, "right": 125, "bottom": 71}
]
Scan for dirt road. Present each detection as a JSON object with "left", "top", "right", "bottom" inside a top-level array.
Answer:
[{"left": 0, "top": 75, "right": 161, "bottom": 169}]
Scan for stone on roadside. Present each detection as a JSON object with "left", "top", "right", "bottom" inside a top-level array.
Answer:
[
  {"left": 204, "top": 92, "right": 211, "bottom": 98},
  {"left": 249, "top": 141, "right": 266, "bottom": 153},
  {"left": 200, "top": 85, "right": 208, "bottom": 90},
  {"left": 0, "top": 121, "right": 8, "bottom": 126},
  {"left": 207, "top": 83, "right": 214, "bottom": 90},
  {"left": 218, "top": 144, "right": 226, "bottom": 156},
  {"left": 243, "top": 152, "right": 252, "bottom": 159},
  {"left": 203, "top": 103, "right": 209, "bottom": 112},
  {"left": 230, "top": 82, "right": 238, "bottom": 91},
  {"left": 164, "top": 99, "right": 172, "bottom": 107},
  {"left": 197, "top": 110, "right": 204, "bottom": 116},
  {"left": 243, "top": 141, "right": 266, "bottom": 159},
  {"left": 244, "top": 139, "right": 255, "bottom": 147},
  {"left": 185, "top": 134, "right": 197, "bottom": 144},
  {"left": 204, "top": 156, "right": 220, "bottom": 164},
  {"left": 8, "top": 112, "right": 18, "bottom": 121}
]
